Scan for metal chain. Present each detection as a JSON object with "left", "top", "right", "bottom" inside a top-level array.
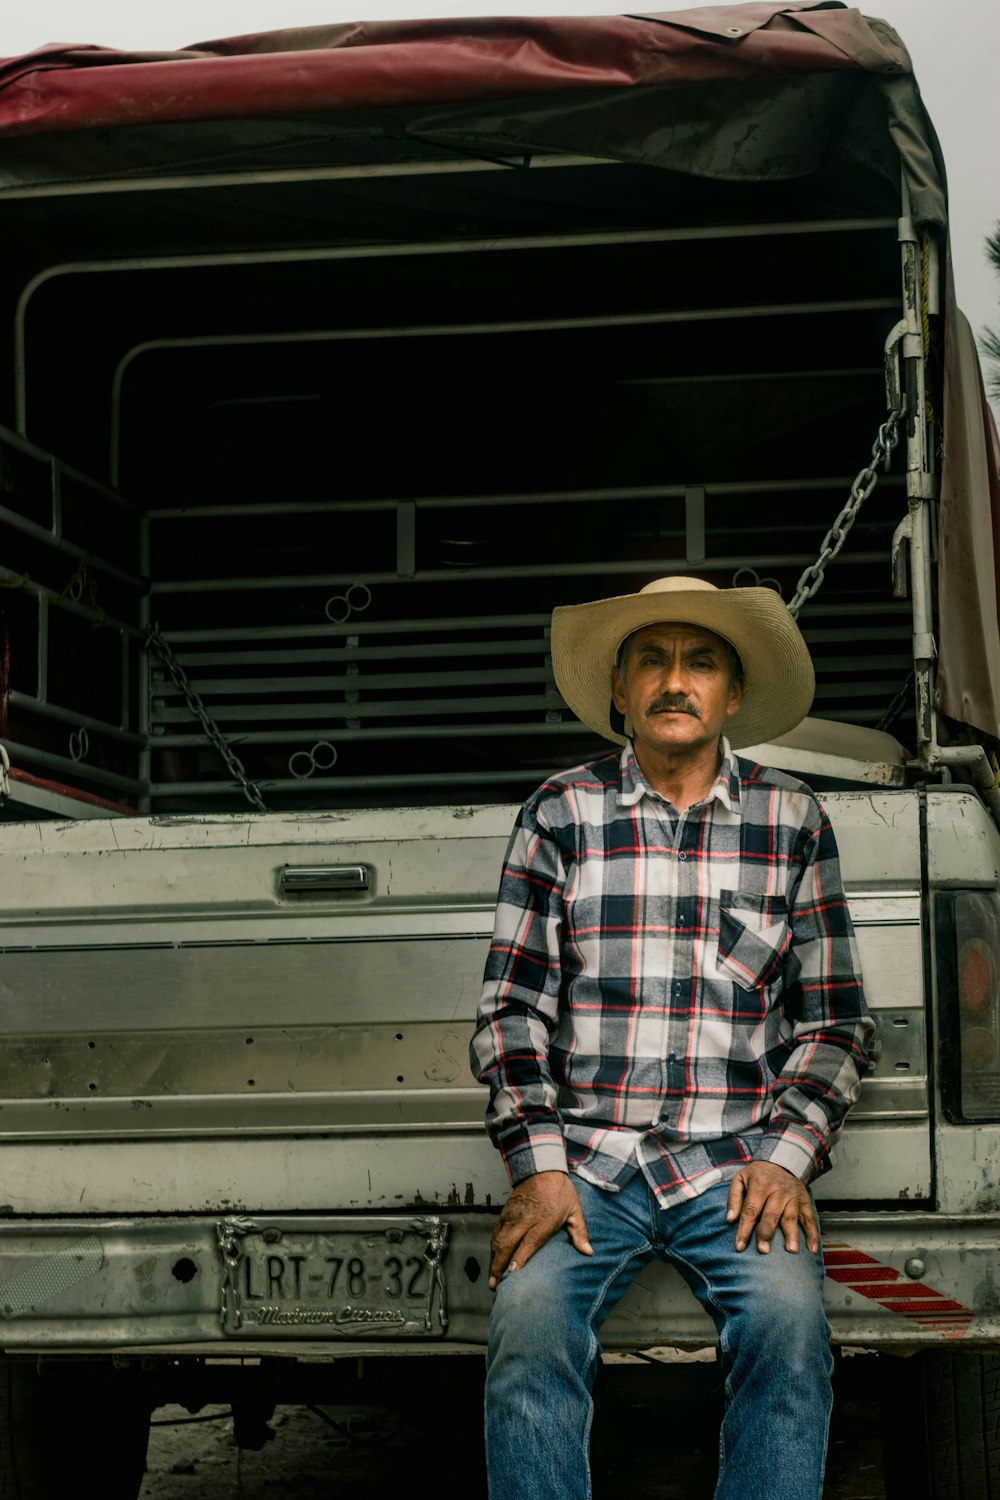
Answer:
[
  {"left": 876, "top": 669, "right": 915, "bottom": 733},
  {"left": 787, "top": 411, "right": 901, "bottom": 620},
  {"left": 145, "top": 625, "right": 268, "bottom": 813}
]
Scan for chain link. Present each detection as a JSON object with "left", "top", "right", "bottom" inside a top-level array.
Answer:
[
  {"left": 69, "top": 727, "right": 90, "bottom": 762},
  {"left": 787, "top": 411, "right": 901, "bottom": 620},
  {"left": 288, "top": 741, "right": 338, "bottom": 780},
  {"left": 145, "top": 625, "right": 268, "bottom": 814},
  {"left": 58, "top": 556, "right": 107, "bottom": 627}
]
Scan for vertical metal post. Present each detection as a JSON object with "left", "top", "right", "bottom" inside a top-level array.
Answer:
[
  {"left": 346, "top": 635, "right": 360, "bottom": 730},
  {"left": 137, "top": 513, "right": 152, "bottom": 813},
  {"left": 36, "top": 596, "right": 48, "bottom": 703},
  {"left": 120, "top": 628, "right": 130, "bottom": 739},
  {"left": 50, "top": 456, "right": 62, "bottom": 541},
  {"left": 43, "top": 455, "right": 59, "bottom": 707},
  {"left": 898, "top": 178, "right": 938, "bottom": 761},
  {"left": 396, "top": 501, "right": 416, "bottom": 577},
  {"left": 685, "top": 487, "right": 706, "bottom": 563}
]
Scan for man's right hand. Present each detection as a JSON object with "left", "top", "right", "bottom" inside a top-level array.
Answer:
[{"left": 488, "top": 1171, "right": 593, "bottom": 1290}]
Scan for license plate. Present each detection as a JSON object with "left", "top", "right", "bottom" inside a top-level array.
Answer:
[{"left": 217, "top": 1215, "right": 449, "bottom": 1337}]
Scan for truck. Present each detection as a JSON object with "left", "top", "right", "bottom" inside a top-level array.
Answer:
[{"left": 0, "top": 3, "right": 998, "bottom": 1494}]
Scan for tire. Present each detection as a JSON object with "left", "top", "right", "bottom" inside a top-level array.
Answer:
[
  {"left": 881, "top": 1350, "right": 1000, "bottom": 1500},
  {"left": 0, "top": 1360, "right": 150, "bottom": 1500}
]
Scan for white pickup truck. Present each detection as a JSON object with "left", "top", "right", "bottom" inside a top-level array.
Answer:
[{"left": 0, "top": 5, "right": 998, "bottom": 1497}]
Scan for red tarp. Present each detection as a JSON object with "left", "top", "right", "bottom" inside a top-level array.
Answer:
[{"left": 0, "top": 6, "right": 905, "bottom": 137}]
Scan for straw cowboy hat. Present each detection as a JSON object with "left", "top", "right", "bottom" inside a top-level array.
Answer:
[{"left": 550, "top": 576, "right": 815, "bottom": 749}]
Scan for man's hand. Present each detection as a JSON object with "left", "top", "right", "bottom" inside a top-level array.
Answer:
[
  {"left": 726, "top": 1160, "right": 819, "bottom": 1255},
  {"left": 488, "top": 1171, "right": 593, "bottom": 1290}
]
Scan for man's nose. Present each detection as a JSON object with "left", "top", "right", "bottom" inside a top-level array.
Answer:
[{"left": 658, "top": 658, "right": 689, "bottom": 694}]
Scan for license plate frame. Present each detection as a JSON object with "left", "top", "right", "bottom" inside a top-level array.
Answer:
[{"left": 216, "top": 1215, "right": 449, "bottom": 1338}]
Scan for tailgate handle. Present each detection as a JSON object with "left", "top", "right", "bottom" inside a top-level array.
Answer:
[{"left": 279, "top": 864, "right": 371, "bottom": 896}]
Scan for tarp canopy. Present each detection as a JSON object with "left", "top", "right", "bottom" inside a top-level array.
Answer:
[
  {"left": 0, "top": 3, "right": 996, "bottom": 740},
  {"left": 0, "top": 3, "right": 947, "bottom": 224}
]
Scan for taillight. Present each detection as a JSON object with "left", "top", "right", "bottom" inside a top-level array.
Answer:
[{"left": 951, "top": 893, "right": 1000, "bottom": 1119}]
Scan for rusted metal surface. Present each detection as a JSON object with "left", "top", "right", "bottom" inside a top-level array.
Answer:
[{"left": 0, "top": 1209, "right": 996, "bottom": 1353}]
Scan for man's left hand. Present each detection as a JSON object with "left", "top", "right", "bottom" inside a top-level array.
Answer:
[{"left": 725, "top": 1160, "right": 819, "bottom": 1255}]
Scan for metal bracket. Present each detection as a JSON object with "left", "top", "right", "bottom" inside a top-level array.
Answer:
[
  {"left": 891, "top": 514, "right": 912, "bottom": 599},
  {"left": 883, "top": 318, "right": 907, "bottom": 421},
  {"left": 913, "top": 631, "right": 937, "bottom": 664},
  {"left": 907, "top": 473, "right": 940, "bottom": 501},
  {"left": 217, "top": 1215, "right": 259, "bottom": 1332},
  {"left": 413, "top": 1215, "right": 450, "bottom": 1332}
]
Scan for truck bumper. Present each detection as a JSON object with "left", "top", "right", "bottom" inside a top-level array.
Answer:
[{"left": 0, "top": 1211, "right": 994, "bottom": 1354}]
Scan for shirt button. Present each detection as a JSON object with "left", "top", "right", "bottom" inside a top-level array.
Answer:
[{"left": 678, "top": 852, "right": 687, "bottom": 861}]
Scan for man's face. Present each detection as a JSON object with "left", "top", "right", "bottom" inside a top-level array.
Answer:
[{"left": 611, "top": 622, "right": 743, "bottom": 759}]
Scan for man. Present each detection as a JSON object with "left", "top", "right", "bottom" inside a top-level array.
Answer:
[{"left": 470, "top": 575, "right": 872, "bottom": 1500}]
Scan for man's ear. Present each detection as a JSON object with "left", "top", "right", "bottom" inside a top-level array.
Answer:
[
  {"left": 726, "top": 677, "right": 745, "bottom": 718},
  {"left": 611, "top": 666, "right": 627, "bottom": 714}
]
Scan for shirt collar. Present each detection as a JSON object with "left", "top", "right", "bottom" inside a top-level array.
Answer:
[{"left": 617, "top": 737, "right": 742, "bottom": 816}]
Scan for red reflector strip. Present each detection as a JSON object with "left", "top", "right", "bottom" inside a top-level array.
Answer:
[
  {"left": 822, "top": 1241, "right": 971, "bottom": 1340},
  {"left": 881, "top": 1300, "right": 968, "bottom": 1315},
  {"left": 822, "top": 1251, "right": 871, "bottom": 1267},
  {"left": 825, "top": 1266, "right": 899, "bottom": 1285}
]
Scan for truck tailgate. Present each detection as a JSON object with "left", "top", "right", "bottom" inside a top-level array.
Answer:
[{"left": 0, "top": 792, "right": 927, "bottom": 1211}]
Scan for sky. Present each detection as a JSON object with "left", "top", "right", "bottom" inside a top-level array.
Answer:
[{"left": 1, "top": 0, "right": 998, "bottom": 405}]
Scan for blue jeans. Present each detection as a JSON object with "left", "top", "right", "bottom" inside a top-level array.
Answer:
[{"left": 485, "top": 1174, "right": 832, "bottom": 1500}]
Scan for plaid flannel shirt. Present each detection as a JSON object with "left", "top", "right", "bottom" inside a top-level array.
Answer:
[{"left": 470, "top": 739, "right": 872, "bottom": 1208}]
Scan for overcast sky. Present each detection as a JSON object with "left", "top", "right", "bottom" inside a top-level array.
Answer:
[{"left": 2, "top": 1, "right": 998, "bottom": 405}]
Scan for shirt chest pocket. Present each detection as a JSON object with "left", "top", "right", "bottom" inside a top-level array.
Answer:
[{"left": 716, "top": 890, "right": 790, "bottom": 991}]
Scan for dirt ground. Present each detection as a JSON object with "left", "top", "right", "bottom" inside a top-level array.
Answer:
[{"left": 138, "top": 1350, "right": 886, "bottom": 1499}]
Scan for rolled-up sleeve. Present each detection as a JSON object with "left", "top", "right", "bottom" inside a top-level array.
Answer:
[
  {"left": 758, "top": 808, "right": 874, "bottom": 1183},
  {"left": 470, "top": 803, "right": 569, "bottom": 1184}
]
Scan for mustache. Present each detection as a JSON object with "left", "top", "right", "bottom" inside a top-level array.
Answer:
[{"left": 646, "top": 695, "right": 700, "bottom": 719}]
